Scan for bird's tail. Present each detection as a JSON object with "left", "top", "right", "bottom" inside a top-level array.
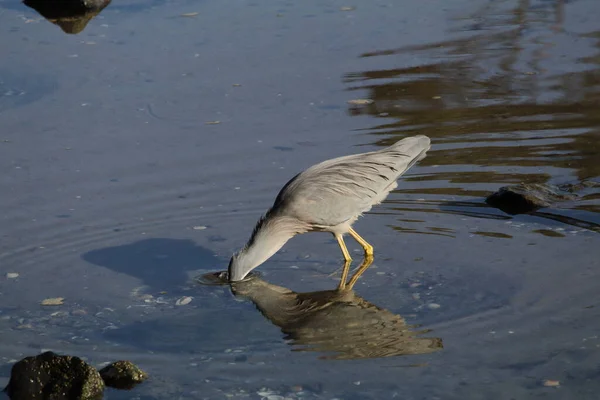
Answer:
[
  {"left": 389, "top": 135, "right": 430, "bottom": 156},
  {"left": 387, "top": 135, "right": 431, "bottom": 169}
]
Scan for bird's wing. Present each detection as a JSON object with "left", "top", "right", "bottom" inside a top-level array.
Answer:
[{"left": 273, "top": 136, "right": 430, "bottom": 227}]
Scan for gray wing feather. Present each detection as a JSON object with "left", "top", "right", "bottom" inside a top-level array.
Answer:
[{"left": 273, "top": 135, "right": 430, "bottom": 227}]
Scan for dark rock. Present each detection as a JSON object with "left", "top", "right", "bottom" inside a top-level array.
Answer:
[
  {"left": 4, "top": 351, "right": 104, "bottom": 400},
  {"left": 23, "top": 0, "right": 112, "bottom": 34},
  {"left": 485, "top": 183, "right": 576, "bottom": 215},
  {"left": 98, "top": 361, "right": 148, "bottom": 390}
]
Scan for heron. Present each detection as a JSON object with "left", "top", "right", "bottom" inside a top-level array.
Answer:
[{"left": 228, "top": 135, "right": 431, "bottom": 286}]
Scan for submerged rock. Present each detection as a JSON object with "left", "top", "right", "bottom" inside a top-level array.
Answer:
[
  {"left": 4, "top": 351, "right": 104, "bottom": 400},
  {"left": 98, "top": 360, "right": 148, "bottom": 390},
  {"left": 485, "top": 183, "right": 576, "bottom": 215}
]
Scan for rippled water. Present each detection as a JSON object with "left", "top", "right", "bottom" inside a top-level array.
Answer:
[{"left": 1, "top": 0, "right": 599, "bottom": 399}]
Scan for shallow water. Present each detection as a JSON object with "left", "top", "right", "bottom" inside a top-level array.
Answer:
[{"left": 1, "top": 0, "right": 599, "bottom": 398}]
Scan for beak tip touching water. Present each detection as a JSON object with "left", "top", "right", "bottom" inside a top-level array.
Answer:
[
  {"left": 227, "top": 257, "right": 251, "bottom": 283},
  {"left": 227, "top": 267, "right": 242, "bottom": 283},
  {"left": 228, "top": 271, "right": 250, "bottom": 283}
]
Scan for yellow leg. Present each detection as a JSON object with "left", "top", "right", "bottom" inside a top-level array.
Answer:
[
  {"left": 337, "top": 259, "right": 352, "bottom": 290},
  {"left": 348, "top": 227, "right": 374, "bottom": 257},
  {"left": 346, "top": 255, "right": 374, "bottom": 290},
  {"left": 335, "top": 233, "right": 352, "bottom": 262}
]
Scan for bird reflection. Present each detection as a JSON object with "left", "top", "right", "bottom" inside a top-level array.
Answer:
[{"left": 230, "top": 258, "right": 443, "bottom": 360}]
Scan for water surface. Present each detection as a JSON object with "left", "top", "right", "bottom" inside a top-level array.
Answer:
[{"left": 0, "top": 0, "right": 599, "bottom": 399}]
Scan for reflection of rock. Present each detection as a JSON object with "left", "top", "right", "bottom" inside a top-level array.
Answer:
[
  {"left": 486, "top": 183, "right": 576, "bottom": 215},
  {"left": 99, "top": 361, "right": 148, "bottom": 390},
  {"left": 558, "top": 180, "right": 600, "bottom": 193},
  {"left": 23, "top": 0, "right": 111, "bottom": 34},
  {"left": 231, "top": 277, "right": 443, "bottom": 360},
  {"left": 4, "top": 351, "right": 104, "bottom": 400}
]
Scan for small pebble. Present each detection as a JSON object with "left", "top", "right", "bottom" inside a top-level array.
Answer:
[
  {"left": 41, "top": 297, "right": 64, "bottom": 306},
  {"left": 6, "top": 273, "right": 19, "bottom": 279},
  {"left": 50, "top": 311, "right": 68, "bottom": 317},
  {"left": 257, "top": 389, "right": 276, "bottom": 397},
  {"left": 543, "top": 380, "right": 560, "bottom": 387},
  {"left": 347, "top": 99, "right": 373, "bottom": 105},
  {"left": 176, "top": 296, "right": 193, "bottom": 306},
  {"left": 427, "top": 303, "right": 441, "bottom": 309}
]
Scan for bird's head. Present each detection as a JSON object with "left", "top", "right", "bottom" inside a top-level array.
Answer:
[
  {"left": 228, "top": 251, "right": 252, "bottom": 282},
  {"left": 227, "top": 214, "right": 300, "bottom": 282}
]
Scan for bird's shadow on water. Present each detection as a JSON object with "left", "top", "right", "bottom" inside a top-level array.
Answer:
[{"left": 82, "top": 238, "right": 220, "bottom": 292}]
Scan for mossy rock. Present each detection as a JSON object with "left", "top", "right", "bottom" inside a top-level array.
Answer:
[
  {"left": 4, "top": 351, "right": 104, "bottom": 400},
  {"left": 99, "top": 360, "right": 148, "bottom": 390}
]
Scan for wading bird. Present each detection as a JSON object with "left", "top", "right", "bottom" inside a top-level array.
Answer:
[{"left": 228, "top": 135, "right": 431, "bottom": 286}]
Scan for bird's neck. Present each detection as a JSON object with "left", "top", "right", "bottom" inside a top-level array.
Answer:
[{"left": 236, "top": 213, "right": 307, "bottom": 272}]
